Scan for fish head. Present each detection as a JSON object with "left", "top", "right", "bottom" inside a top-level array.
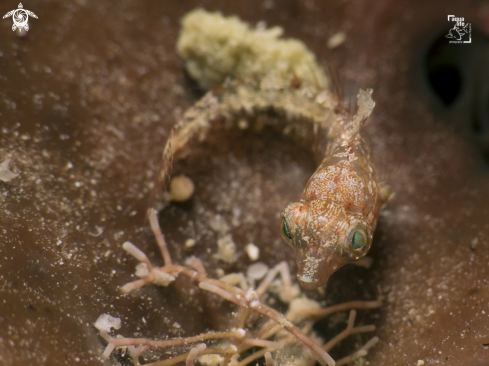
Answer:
[{"left": 281, "top": 199, "right": 374, "bottom": 290}]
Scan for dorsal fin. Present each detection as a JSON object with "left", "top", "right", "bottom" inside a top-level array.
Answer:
[{"left": 348, "top": 88, "right": 375, "bottom": 141}]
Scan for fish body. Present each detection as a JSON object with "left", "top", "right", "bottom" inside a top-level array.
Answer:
[
  {"left": 166, "top": 9, "right": 386, "bottom": 290},
  {"left": 281, "top": 89, "right": 382, "bottom": 289},
  {"left": 157, "top": 81, "right": 383, "bottom": 290}
]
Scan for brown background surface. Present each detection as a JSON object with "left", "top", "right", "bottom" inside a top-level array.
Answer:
[{"left": 0, "top": 1, "right": 488, "bottom": 365}]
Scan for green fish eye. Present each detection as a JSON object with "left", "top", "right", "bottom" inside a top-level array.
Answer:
[
  {"left": 349, "top": 226, "right": 368, "bottom": 253},
  {"left": 281, "top": 218, "right": 292, "bottom": 240}
]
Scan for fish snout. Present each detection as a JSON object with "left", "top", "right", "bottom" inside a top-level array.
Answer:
[
  {"left": 297, "top": 273, "right": 321, "bottom": 290},
  {"left": 295, "top": 244, "right": 345, "bottom": 290}
]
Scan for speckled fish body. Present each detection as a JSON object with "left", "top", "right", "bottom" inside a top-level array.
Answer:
[
  {"left": 157, "top": 81, "right": 381, "bottom": 290},
  {"left": 281, "top": 103, "right": 382, "bottom": 289}
]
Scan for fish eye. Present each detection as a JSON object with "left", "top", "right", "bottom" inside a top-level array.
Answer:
[
  {"left": 348, "top": 225, "right": 369, "bottom": 255},
  {"left": 281, "top": 217, "right": 292, "bottom": 241}
]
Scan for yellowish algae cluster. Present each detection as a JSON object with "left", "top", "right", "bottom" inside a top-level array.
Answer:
[{"left": 177, "top": 9, "right": 328, "bottom": 90}]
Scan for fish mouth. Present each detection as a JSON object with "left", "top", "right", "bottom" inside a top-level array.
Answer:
[
  {"left": 295, "top": 245, "right": 346, "bottom": 290},
  {"left": 297, "top": 273, "right": 321, "bottom": 290}
]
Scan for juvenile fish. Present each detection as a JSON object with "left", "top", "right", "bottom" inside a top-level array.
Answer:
[
  {"left": 280, "top": 89, "right": 384, "bottom": 289},
  {"left": 156, "top": 80, "right": 384, "bottom": 290}
]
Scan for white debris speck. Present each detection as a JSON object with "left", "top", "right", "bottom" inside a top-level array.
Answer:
[
  {"left": 213, "top": 235, "right": 237, "bottom": 263},
  {"left": 197, "top": 354, "right": 224, "bottom": 366},
  {"left": 169, "top": 174, "right": 195, "bottom": 202},
  {"left": 246, "top": 262, "right": 268, "bottom": 280},
  {"left": 94, "top": 313, "right": 122, "bottom": 332},
  {"left": 185, "top": 238, "right": 196, "bottom": 248},
  {"left": 0, "top": 158, "right": 18, "bottom": 182},
  {"left": 287, "top": 297, "right": 321, "bottom": 323},
  {"left": 268, "top": 279, "right": 301, "bottom": 303},
  {"left": 135, "top": 263, "right": 149, "bottom": 278},
  {"left": 209, "top": 214, "right": 230, "bottom": 234},
  {"left": 245, "top": 288, "right": 259, "bottom": 302},
  {"left": 250, "top": 300, "right": 260, "bottom": 309},
  {"left": 417, "top": 361, "right": 425, "bottom": 366},
  {"left": 219, "top": 273, "right": 243, "bottom": 286},
  {"left": 235, "top": 328, "right": 246, "bottom": 338},
  {"left": 327, "top": 31, "right": 346, "bottom": 49},
  {"left": 153, "top": 269, "right": 176, "bottom": 287},
  {"left": 245, "top": 243, "right": 259, "bottom": 261},
  {"left": 88, "top": 226, "right": 104, "bottom": 237},
  {"left": 238, "top": 119, "right": 249, "bottom": 129}
]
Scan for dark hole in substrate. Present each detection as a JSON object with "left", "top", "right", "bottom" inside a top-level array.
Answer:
[
  {"left": 425, "top": 33, "right": 464, "bottom": 107},
  {"left": 427, "top": 64, "right": 461, "bottom": 106},
  {"left": 425, "top": 28, "right": 489, "bottom": 165}
]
